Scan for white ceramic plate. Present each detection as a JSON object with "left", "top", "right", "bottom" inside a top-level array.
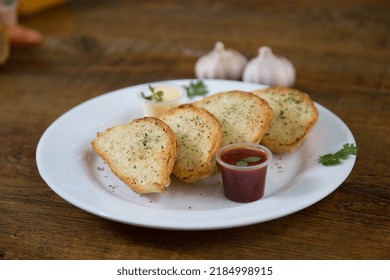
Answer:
[{"left": 36, "top": 79, "right": 356, "bottom": 230}]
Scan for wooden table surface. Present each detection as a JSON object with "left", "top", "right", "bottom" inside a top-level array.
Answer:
[{"left": 0, "top": 0, "right": 389, "bottom": 260}]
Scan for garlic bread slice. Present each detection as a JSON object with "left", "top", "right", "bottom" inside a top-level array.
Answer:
[
  {"left": 193, "top": 90, "right": 273, "bottom": 146},
  {"left": 253, "top": 86, "right": 318, "bottom": 153},
  {"left": 161, "top": 104, "right": 222, "bottom": 183},
  {"left": 91, "top": 117, "right": 177, "bottom": 194}
]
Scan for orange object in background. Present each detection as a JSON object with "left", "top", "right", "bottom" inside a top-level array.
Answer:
[
  {"left": 0, "top": 0, "right": 63, "bottom": 54},
  {"left": 15, "top": 0, "right": 66, "bottom": 46},
  {"left": 6, "top": 24, "right": 43, "bottom": 46},
  {"left": 0, "top": 24, "right": 10, "bottom": 64},
  {"left": 18, "top": 0, "right": 66, "bottom": 15}
]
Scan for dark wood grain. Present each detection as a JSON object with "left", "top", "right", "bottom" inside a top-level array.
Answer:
[{"left": 0, "top": 0, "right": 389, "bottom": 260}]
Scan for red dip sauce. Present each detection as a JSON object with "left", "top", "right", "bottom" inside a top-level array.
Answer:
[
  {"left": 220, "top": 147, "right": 268, "bottom": 166},
  {"left": 217, "top": 145, "right": 271, "bottom": 203}
]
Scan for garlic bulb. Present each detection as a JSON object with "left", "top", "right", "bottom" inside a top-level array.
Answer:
[
  {"left": 195, "top": 41, "right": 247, "bottom": 80},
  {"left": 243, "top": 46, "right": 296, "bottom": 86}
]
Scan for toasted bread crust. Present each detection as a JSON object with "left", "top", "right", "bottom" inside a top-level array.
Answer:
[
  {"left": 193, "top": 90, "right": 273, "bottom": 146},
  {"left": 91, "top": 117, "right": 177, "bottom": 194},
  {"left": 252, "top": 86, "right": 318, "bottom": 153},
  {"left": 161, "top": 104, "right": 222, "bottom": 182}
]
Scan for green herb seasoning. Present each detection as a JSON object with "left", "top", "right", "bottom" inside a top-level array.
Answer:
[
  {"left": 318, "top": 143, "right": 357, "bottom": 166},
  {"left": 141, "top": 85, "right": 164, "bottom": 102},
  {"left": 184, "top": 80, "right": 208, "bottom": 99},
  {"left": 236, "top": 156, "right": 261, "bottom": 166},
  {"left": 142, "top": 132, "right": 149, "bottom": 147}
]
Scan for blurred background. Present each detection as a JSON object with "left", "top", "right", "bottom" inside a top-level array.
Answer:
[{"left": 2, "top": 0, "right": 389, "bottom": 97}]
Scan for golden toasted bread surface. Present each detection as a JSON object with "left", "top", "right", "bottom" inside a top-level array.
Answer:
[
  {"left": 193, "top": 90, "right": 273, "bottom": 146},
  {"left": 161, "top": 104, "right": 222, "bottom": 182},
  {"left": 252, "top": 86, "right": 318, "bottom": 153},
  {"left": 91, "top": 117, "right": 177, "bottom": 194}
]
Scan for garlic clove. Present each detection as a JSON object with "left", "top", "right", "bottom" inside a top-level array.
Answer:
[
  {"left": 243, "top": 46, "right": 296, "bottom": 87},
  {"left": 195, "top": 41, "right": 247, "bottom": 80}
]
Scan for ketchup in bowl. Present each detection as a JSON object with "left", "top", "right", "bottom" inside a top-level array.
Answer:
[{"left": 216, "top": 143, "right": 273, "bottom": 203}]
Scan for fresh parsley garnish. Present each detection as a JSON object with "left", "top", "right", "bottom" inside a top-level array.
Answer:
[
  {"left": 236, "top": 156, "right": 261, "bottom": 167},
  {"left": 141, "top": 85, "right": 164, "bottom": 102},
  {"left": 318, "top": 143, "right": 357, "bottom": 166},
  {"left": 184, "top": 80, "right": 208, "bottom": 99}
]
